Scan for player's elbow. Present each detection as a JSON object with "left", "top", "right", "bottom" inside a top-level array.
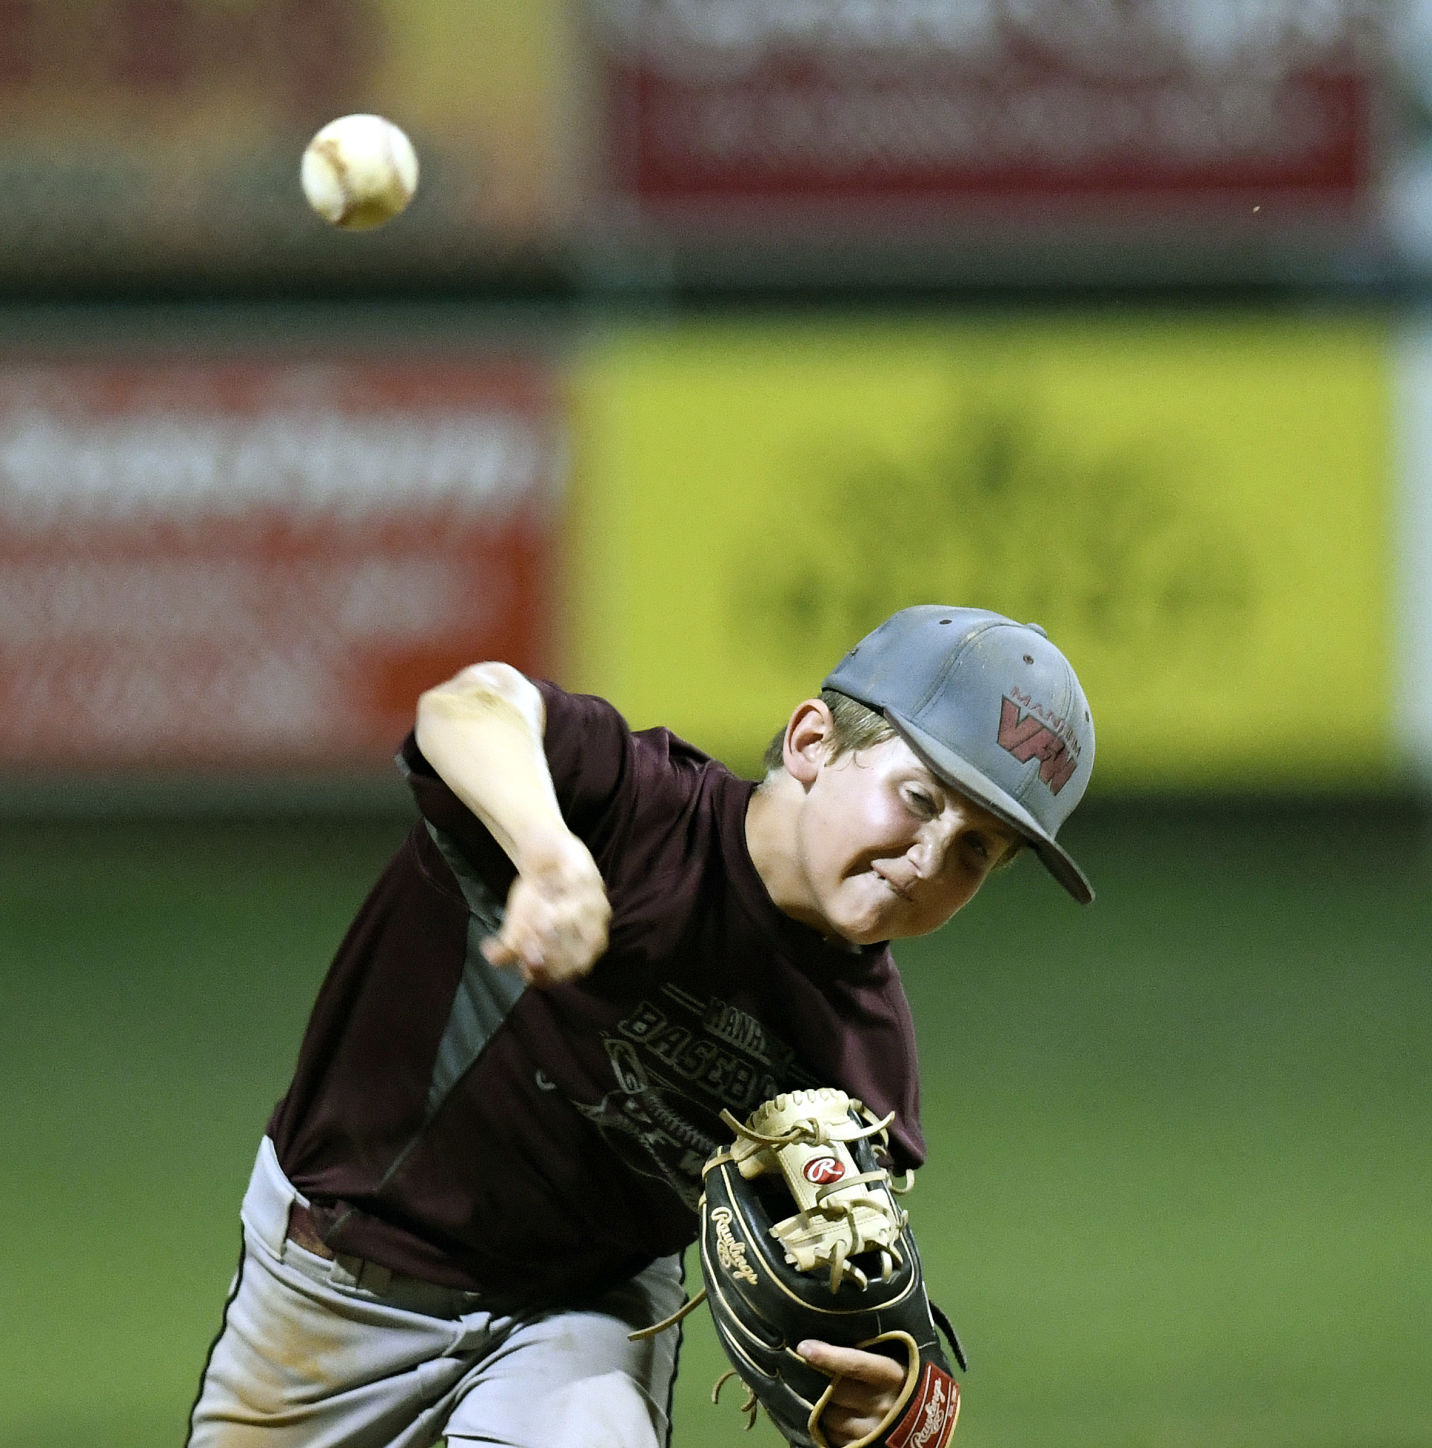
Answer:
[{"left": 415, "top": 662, "right": 544, "bottom": 745}]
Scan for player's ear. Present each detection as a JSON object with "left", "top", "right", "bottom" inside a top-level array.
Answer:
[{"left": 783, "top": 699, "right": 835, "bottom": 785}]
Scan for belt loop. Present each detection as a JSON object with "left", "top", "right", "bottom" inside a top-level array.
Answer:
[
  {"left": 241, "top": 1137, "right": 301, "bottom": 1262},
  {"left": 329, "top": 1254, "right": 364, "bottom": 1289}
]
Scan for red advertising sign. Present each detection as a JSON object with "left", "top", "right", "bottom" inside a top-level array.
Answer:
[
  {"left": 593, "top": 0, "right": 1379, "bottom": 220},
  {"left": 0, "top": 355, "right": 564, "bottom": 770}
]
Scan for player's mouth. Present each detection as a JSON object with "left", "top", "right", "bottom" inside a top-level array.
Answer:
[{"left": 872, "top": 868, "right": 915, "bottom": 902}]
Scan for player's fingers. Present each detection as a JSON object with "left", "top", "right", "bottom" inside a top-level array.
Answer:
[
  {"left": 798, "top": 1341, "right": 905, "bottom": 1388},
  {"left": 508, "top": 884, "right": 608, "bottom": 958},
  {"left": 484, "top": 865, "right": 611, "bottom": 987},
  {"left": 488, "top": 907, "right": 579, "bottom": 980},
  {"left": 485, "top": 923, "right": 600, "bottom": 988},
  {"left": 824, "top": 1376, "right": 897, "bottom": 1412},
  {"left": 480, "top": 918, "right": 543, "bottom": 967},
  {"left": 480, "top": 922, "right": 553, "bottom": 978},
  {"left": 535, "top": 909, "right": 605, "bottom": 959},
  {"left": 480, "top": 933, "right": 521, "bottom": 969},
  {"left": 536, "top": 914, "right": 609, "bottom": 972},
  {"left": 819, "top": 1403, "right": 886, "bottom": 1445},
  {"left": 517, "top": 954, "right": 551, "bottom": 986}
]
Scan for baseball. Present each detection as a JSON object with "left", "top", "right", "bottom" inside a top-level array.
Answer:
[{"left": 301, "top": 114, "right": 419, "bottom": 231}]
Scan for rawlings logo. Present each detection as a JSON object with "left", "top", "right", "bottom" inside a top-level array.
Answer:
[
  {"left": 802, "top": 1156, "right": 846, "bottom": 1185},
  {"left": 998, "top": 696, "right": 1078, "bottom": 795},
  {"left": 911, "top": 1378, "right": 949, "bottom": 1447},
  {"left": 888, "top": 1365, "right": 960, "bottom": 1448},
  {"left": 710, "top": 1206, "right": 759, "bottom": 1285}
]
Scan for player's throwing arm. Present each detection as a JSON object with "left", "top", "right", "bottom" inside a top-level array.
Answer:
[{"left": 415, "top": 663, "right": 610, "bottom": 986}]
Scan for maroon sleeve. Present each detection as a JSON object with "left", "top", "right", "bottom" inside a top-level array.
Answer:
[{"left": 529, "top": 680, "right": 639, "bottom": 839}]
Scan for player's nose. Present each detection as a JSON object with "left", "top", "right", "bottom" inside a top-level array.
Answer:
[{"left": 905, "top": 823, "right": 946, "bottom": 877}]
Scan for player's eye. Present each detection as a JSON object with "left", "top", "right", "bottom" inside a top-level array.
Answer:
[{"left": 903, "top": 787, "right": 937, "bottom": 819}]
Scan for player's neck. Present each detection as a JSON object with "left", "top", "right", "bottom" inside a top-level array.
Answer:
[{"left": 745, "top": 773, "right": 827, "bottom": 937}]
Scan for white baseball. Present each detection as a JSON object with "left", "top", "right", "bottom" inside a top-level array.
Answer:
[{"left": 301, "top": 114, "right": 419, "bottom": 231}]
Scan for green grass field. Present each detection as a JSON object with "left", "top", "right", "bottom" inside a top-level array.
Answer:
[{"left": 2, "top": 800, "right": 1428, "bottom": 1447}]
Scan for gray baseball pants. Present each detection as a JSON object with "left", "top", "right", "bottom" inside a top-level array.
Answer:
[{"left": 186, "top": 1139, "right": 685, "bottom": 1448}]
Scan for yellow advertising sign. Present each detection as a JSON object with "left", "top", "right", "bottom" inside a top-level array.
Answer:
[{"left": 570, "top": 315, "right": 1393, "bottom": 791}]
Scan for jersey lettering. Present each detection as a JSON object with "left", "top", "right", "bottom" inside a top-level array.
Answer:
[
  {"left": 704, "top": 1000, "right": 778, "bottom": 1056},
  {"left": 575, "top": 986, "right": 817, "bottom": 1209},
  {"left": 646, "top": 1022, "right": 693, "bottom": 1063}
]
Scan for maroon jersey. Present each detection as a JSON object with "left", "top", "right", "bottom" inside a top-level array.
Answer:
[{"left": 267, "top": 682, "right": 927, "bottom": 1308}]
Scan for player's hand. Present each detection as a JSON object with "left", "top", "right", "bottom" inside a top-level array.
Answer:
[
  {"left": 797, "top": 1340, "right": 906, "bottom": 1446},
  {"left": 482, "top": 830, "right": 611, "bottom": 988}
]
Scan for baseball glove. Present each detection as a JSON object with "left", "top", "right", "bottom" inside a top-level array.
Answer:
[{"left": 698, "top": 1087, "right": 966, "bottom": 1448}]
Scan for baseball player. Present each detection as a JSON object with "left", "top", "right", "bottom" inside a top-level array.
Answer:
[{"left": 186, "top": 605, "right": 1094, "bottom": 1448}]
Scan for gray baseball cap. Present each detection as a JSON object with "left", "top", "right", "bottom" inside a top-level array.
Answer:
[{"left": 823, "top": 605, "right": 1096, "bottom": 904}]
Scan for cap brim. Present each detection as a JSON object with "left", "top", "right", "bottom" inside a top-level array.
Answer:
[{"left": 885, "top": 709, "right": 1095, "bottom": 905}]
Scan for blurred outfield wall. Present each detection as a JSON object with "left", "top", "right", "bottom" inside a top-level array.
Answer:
[
  {"left": 0, "top": 305, "right": 1422, "bottom": 799},
  {"left": 0, "top": 1, "right": 1419, "bottom": 802},
  {"left": 0, "top": 0, "right": 1393, "bottom": 293}
]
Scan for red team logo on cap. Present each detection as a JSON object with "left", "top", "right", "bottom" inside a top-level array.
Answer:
[
  {"left": 998, "top": 695, "right": 1079, "bottom": 794},
  {"left": 802, "top": 1156, "right": 846, "bottom": 1185}
]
